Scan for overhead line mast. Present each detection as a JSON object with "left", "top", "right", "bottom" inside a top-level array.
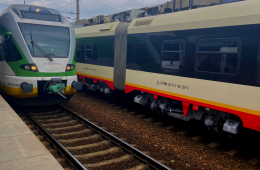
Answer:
[{"left": 76, "top": 0, "right": 80, "bottom": 21}]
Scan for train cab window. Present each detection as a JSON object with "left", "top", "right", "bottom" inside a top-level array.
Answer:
[
  {"left": 161, "top": 40, "right": 185, "bottom": 70},
  {"left": 84, "top": 42, "right": 93, "bottom": 60},
  {"left": 5, "top": 39, "right": 23, "bottom": 62},
  {"left": 196, "top": 38, "right": 241, "bottom": 75},
  {"left": 76, "top": 42, "right": 82, "bottom": 60}
]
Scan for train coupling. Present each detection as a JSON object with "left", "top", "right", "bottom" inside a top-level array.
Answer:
[
  {"left": 72, "top": 81, "right": 82, "bottom": 91},
  {"left": 48, "top": 78, "right": 66, "bottom": 99}
]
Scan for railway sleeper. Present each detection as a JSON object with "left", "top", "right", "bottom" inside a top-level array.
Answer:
[
  {"left": 59, "top": 134, "right": 102, "bottom": 146},
  {"left": 83, "top": 154, "right": 134, "bottom": 169},
  {"left": 42, "top": 120, "right": 78, "bottom": 128},
  {"left": 66, "top": 140, "right": 111, "bottom": 152},
  {"left": 75, "top": 147, "right": 121, "bottom": 161},
  {"left": 29, "top": 109, "right": 63, "bottom": 116},
  {"left": 38, "top": 116, "right": 72, "bottom": 124},
  {"left": 33, "top": 113, "right": 66, "bottom": 119},
  {"left": 47, "top": 124, "right": 85, "bottom": 134},
  {"left": 126, "top": 164, "right": 149, "bottom": 170},
  {"left": 52, "top": 129, "right": 93, "bottom": 139}
]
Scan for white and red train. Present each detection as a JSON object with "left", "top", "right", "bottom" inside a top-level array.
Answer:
[{"left": 74, "top": 0, "right": 260, "bottom": 134}]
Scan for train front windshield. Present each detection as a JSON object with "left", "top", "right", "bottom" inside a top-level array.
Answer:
[{"left": 19, "top": 23, "right": 70, "bottom": 58}]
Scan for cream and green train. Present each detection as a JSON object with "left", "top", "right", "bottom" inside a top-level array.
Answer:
[
  {"left": 75, "top": 0, "right": 260, "bottom": 134},
  {"left": 0, "top": 4, "right": 82, "bottom": 106}
]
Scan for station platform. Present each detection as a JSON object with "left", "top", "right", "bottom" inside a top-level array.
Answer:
[{"left": 0, "top": 95, "right": 63, "bottom": 170}]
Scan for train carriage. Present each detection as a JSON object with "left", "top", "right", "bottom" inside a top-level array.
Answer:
[
  {"left": 75, "top": 0, "right": 260, "bottom": 134},
  {"left": 0, "top": 4, "right": 82, "bottom": 106}
]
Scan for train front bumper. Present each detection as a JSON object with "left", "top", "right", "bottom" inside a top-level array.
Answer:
[{"left": 0, "top": 75, "right": 78, "bottom": 98}]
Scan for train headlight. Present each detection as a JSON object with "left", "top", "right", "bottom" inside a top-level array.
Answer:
[
  {"left": 20, "top": 64, "right": 38, "bottom": 72},
  {"left": 66, "top": 64, "right": 75, "bottom": 71},
  {"left": 25, "top": 65, "right": 30, "bottom": 70},
  {"left": 31, "top": 66, "right": 37, "bottom": 71}
]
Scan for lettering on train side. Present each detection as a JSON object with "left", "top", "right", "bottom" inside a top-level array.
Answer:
[
  {"left": 43, "top": 62, "right": 61, "bottom": 66},
  {"left": 8, "top": 83, "right": 20, "bottom": 87},
  {"left": 157, "top": 81, "right": 189, "bottom": 90},
  {"left": 84, "top": 67, "right": 96, "bottom": 71}
]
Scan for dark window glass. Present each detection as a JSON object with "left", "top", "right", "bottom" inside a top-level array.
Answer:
[
  {"left": 147, "top": 8, "right": 153, "bottom": 15},
  {"left": 199, "top": 42, "right": 224, "bottom": 52},
  {"left": 5, "top": 40, "right": 23, "bottom": 62},
  {"left": 163, "top": 43, "right": 181, "bottom": 51},
  {"left": 86, "top": 50, "right": 93, "bottom": 59},
  {"left": 196, "top": 38, "right": 241, "bottom": 74},
  {"left": 84, "top": 42, "right": 93, "bottom": 60},
  {"left": 19, "top": 23, "right": 70, "bottom": 58},
  {"left": 76, "top": 43, "right": 81, "bottom": 60},
  {"left": 21, "top": 11, "right": 61, "bottom": 22},
  {"left": 28, "top": 7, "right": 51, "bottom": 14},
  {"left": 86, "top": 45, "right": 92, "bottom": 50},
  {"left": 153, "top": 7, "right": 159, "bottom": 14},
  {"left": 161, "top": 40, "right": 185, "bottom": 70}
]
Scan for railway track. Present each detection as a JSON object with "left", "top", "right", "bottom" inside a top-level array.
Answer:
[
  {"left": 16, "top": 105, "right": 171, "bottom": 170},
  {"left": 69, "top": 91, "right": 260, "bottom": 169}
]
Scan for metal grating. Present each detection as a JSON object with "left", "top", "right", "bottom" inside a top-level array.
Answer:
[{"left": 134, "top": 19, "right": 153, "bottom": 27}]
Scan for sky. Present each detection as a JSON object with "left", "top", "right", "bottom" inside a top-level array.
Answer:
[{"left": 0, "top": 0, "right": 170, "bottom": 22}]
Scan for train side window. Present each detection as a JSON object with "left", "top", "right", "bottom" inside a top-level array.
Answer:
[
  {"left": 161, "top": 40, "right": 185, "bottom": 70},
  {"left": 5, "top": 39, "right": 23, "bottom": 62},
  {"left": 196, "top": 38, "right": 242, "bottom": 75},
  {"left": 84, "top": 42, "right": 93, "bottom": 60},
  {"left": 76, "top": 42, "right": 81, "bottom": 60}
]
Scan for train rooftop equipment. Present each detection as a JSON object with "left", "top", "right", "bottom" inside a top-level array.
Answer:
[{"left": 0, "top": 4, "right": 82, "bottom": 106}]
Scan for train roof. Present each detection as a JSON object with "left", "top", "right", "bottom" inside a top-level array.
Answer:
[
  {"left": 75, "top": 0, "right": 260, "bottom": 36},
  {"left": 128, "top": 0, "right": 260, "bottom": 34},
  {"left": 3, "top": 4, "right": 60, "bottom": 14},
  {"left": 75, "top": 22, "right": 121, "bottom": 38}
]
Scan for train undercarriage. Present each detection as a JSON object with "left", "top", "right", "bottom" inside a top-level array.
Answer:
[{"left": 83, "top": 78, "right": 243, "bottom": 135}]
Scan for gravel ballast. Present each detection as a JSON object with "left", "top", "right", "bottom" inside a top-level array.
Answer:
[{"left": 65, "top": 92, "right": 259, "bottom": 170}]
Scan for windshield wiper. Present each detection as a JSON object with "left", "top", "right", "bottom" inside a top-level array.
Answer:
[{"left": 30, "top": 30, "right": 53, "bottom": 62}]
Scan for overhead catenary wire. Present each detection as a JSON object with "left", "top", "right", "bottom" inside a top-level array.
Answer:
[
  {"left": 56, "top": 0, "right": 80, "bottom": 9},
  {"left": 100, "top": 0, "right": 129, "bottom": 10},
  {"left": 35, "top": 0, "right": 52, "bottom": 4},
  {"left": 93, "top": 0, "right": 119, "bottom": 12},
  {"left": 59, "top": 0, "right": 120, "bottom": 14}
]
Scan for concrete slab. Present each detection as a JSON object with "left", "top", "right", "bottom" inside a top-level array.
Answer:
[
  {"left": 0, "top": 155, "right": 63, "bottom": 170},
  {"left": 0, "top": 121, "right": 31, "bottom": 138},
  {"left": 0, "top": 134, "right": 50, "bottom": 162},
  {"left": 0, "top": 110, "right": 22, "bottom": 122},
  {"left": 0, "top": 95, "right": 63, "bottom": 170}
]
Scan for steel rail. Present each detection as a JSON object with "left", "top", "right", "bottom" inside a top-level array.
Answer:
[
  {"left": 61, "top": 105, "right": 171, "bottom": 170},
  {"left": 22, "top": 108, "right": 87, "bottom": 170}
]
